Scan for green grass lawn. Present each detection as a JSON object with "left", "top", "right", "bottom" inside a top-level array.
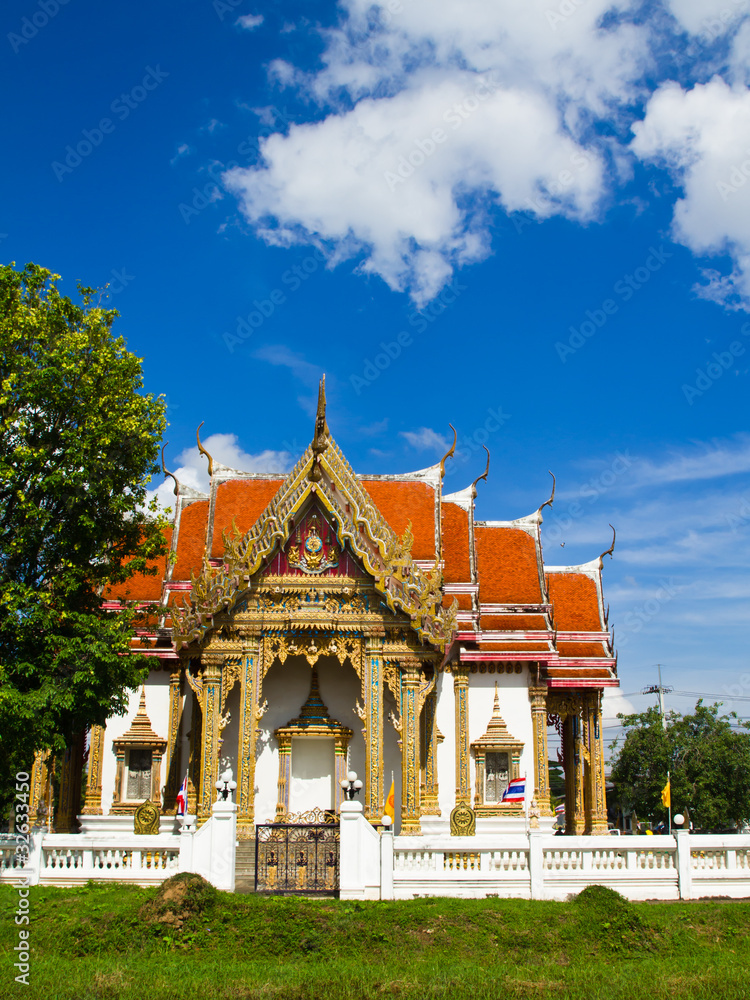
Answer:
[{"left": 2, "top": 875, "right": 749, "bottom": 999}]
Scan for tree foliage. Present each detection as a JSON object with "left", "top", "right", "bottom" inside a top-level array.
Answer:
[
  {"left": 0, "top": 262, "right": 167, "bottom": 806},
  {"left": 610, "top": 702, "right": 750, "bottom": 831}
]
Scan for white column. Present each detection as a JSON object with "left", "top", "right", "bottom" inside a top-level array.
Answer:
[
  {"left": 529, "top": 830, "right": 544, "bottom": 900},
  {"left": 380, "top": 827, "right": 394, "bottom": 901},
  {"left": 339, "top": 800, "right": 381, "bottom": 900},
  {"left": 208, "top": 797, "right": 237, "bottom": 892},
  {"left": 675, "top": 831, "right": 693, "bottom": 900}
]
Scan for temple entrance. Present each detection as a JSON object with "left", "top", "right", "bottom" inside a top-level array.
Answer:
[
  {"left": 254, "top": 811, "right": 340, "bottom": 895},
  {"left": 290, "top": 737, "right": 335, "bottom": 813}
]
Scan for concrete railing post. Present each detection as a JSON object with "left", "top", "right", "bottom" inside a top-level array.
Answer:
[
  {"left": 380, "top": 827, "right": 394, "bottom": 900},
  {"left": 339, "top": 800, "right": 364, "bottom": 899},
  {"left": 209, "top": 797, "right": 237, "bottom": 892},
  {"left": 675, "top": 831, "right": 692, "bottom": 900},
  {"left": 529, "top": 831, "right": 544, "bottom": 900}
]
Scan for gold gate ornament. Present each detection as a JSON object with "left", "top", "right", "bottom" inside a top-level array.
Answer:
[{"left": 450, "top": 801, "right": 476, "bottom": 836}]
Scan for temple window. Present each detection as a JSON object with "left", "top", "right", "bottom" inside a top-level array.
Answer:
[
  {"left": 471, "top": 684, "right": 524, "bottom": 816},
  {"left": 111, "top": 688, "right": 167, "bottom": 815}
]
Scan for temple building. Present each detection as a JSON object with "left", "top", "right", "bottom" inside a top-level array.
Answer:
[{"left": 29, "top": 382, "right": 618, "bottom": 839}]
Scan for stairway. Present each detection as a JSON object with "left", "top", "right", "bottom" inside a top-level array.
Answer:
[{"left": 234, "top": 837, "right": 256, "bottom": 894}]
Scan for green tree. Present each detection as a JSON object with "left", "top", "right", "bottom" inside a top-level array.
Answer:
[
  {"left": 610, "top": 702, "right": 750, "bottom": 832},
  {"left": 0, "top": 262, "right": 167, "bottom": 812}
]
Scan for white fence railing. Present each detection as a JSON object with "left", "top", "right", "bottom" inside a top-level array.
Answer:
[
  {"left": 0, "top": 798, "right": 237, "bottom": 891},
  {"left": 339, "top": 807, "right": 750, "bottom": 902}
]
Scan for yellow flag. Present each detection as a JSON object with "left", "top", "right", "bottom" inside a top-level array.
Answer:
[
  {"left": 661, "top": 780, "right": 671, "bottom": 808},
  {"left": 385, "top": 781, "right": 395, "bottom": 821}
]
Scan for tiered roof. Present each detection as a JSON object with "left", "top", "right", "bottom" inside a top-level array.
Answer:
[{"left": 108, "top": 389, "right": 617, "bottom": 689}]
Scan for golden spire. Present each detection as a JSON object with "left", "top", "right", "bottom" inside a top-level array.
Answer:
[{"left": 310, "top": 376, "right": 329, "bottom": 481}]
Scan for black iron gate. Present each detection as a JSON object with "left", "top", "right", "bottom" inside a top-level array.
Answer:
[{"left": 255, "top": 816, "right": 340, "bottom": 895}]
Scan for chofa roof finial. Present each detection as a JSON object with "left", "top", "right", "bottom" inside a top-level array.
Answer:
[
  {"left": 599, "top": 524, "right": 616, "bottom": 565},
  {"left": 439, "top": 424, "right": 457, "bottom": 479},
  {"left": 470, "top": 445, "right": 490, "bottom": 498},
  {"left": 196, "top": 422, "right": 214, "bottom": 477},
  {"left": 540, "top": 471, "right": 556, "bottom": 512},
  {"left": 161, "top": 443, "right": 179, "bottom": 495}
]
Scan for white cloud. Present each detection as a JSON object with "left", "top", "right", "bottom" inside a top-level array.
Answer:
[
  {"left": 223, "top": 0, "right": 654, "bottom": 304},
  {"left": 170, "top": 143, "right": 192, "bottom": 165},
  {"left": 236, "top": 13, "right": 263, "bottom": 30},
  {"left": 400, "top": 426, "right": 450, "bottom": 451},
  {"left": 218, "top": 1, "right": 750, "bottom": 309},
  {"left": 148, "top": 433, "right": 291, "bottom": 512},
  {"left": 631, "top": 77, "right": 750, "bottom": 310}
]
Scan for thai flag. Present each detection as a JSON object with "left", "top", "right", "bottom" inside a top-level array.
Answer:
[
  {"left": 555, "top": 803, "right": 565, "bottom": 815},
  {"left": 502, "top": 777, "right": 526, "bottom": 802},
  {"left": 176, "top": 774, "right": 188, "bottom": 816}
]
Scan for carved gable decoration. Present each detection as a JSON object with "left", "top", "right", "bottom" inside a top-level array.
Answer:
[
  {"left": 173, "top": 380, "right": 457, "bottom": 653},
  {"left": 263, "top": 503, "right": 365, "bottom": 579}
]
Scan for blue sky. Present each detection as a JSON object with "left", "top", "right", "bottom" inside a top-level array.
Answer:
[{"left": 4, "top": 0, "right": 750, "bottom": 737}]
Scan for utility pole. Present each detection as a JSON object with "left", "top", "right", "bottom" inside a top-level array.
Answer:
[{"left": 642, "top": 664, "right": 673, "bottom": 730}]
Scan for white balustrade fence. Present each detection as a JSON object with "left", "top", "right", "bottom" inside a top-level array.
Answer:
[
  {"left": 339, "top": 810, "right": 750, "bottom": 902},
  {"left": 0, "top": 797, "right": 237, "bottom": 891}
]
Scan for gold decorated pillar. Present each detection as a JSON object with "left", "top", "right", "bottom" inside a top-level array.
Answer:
[
  {"left": 453, "top": 663, "right": 471, "bottom": 806},
  {"left": 586, "top": 690, "right": 609, "bottom": 834},
  {"left": 28, "top": 750, "right": 50, "bottom": 829},
  {"left": 400, "top": 657, "right": 422, "bottom": 835},
  {"left": 198, "top": 654, "right": 223, "bottom": 820},
  {"left": 56, "top": 731, "right": 85, "bottom": 833},
  {"left": 163, "top": 666, "right": 184, "bottom": 813},
  {"left": 364, "top": 633, "right": 384, "bottom": 821},
  {"left": 563, "top": 700, "right": 587, "bottom": 835},
  {"left": 237, "top": 638, "right": 262, "bottom": 835},
  {"left": 275, "top": 734, "right": 292, "bottom": 820},
  {"left": 528, "top": 685, "right": 552, "bottom": 817},
  {"left": 82, "top": 725, "right": 105, "bottom": 815}
]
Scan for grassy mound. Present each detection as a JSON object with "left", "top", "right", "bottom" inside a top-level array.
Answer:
[{"left": 573, "top": 884, "right": 654, "bottom": 954}]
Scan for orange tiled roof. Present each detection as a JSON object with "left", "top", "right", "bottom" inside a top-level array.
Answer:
[
  {"left": 546, "top": 572, "right": 602, "bottom": 631},
  {"left": 443, "top": 593, "right": 473, "bottom": 611},
  {"left": 480, "top": 614, "right": 547, "bottom": 630},
  {"left": 441, "top": 502, "right": 471, "bottom": 583},
  {"left": 476, "top": 642, "right": 550, "bottom": 652},
  {"left": 172, "top": 501, "right": 210, "bottom": 581},
  {"left": 557, "top": 641, "right": 607, "bottom": 658},
  {"left": 211, "top": 478, "right": 284, "bottom": 558},
  {"left": 104, "top": 528, "right": 173, "bottom": 603},
  {"left": 360, "top": 480, "right": 436, "bottom": 560},
  {"left": 475, "top": 526, "right": 542, "bottom": 604}
]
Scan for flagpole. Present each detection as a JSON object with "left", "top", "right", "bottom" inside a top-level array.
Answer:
[{"left": 668, "top": 770, "right": 671, "bottom": 836}]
